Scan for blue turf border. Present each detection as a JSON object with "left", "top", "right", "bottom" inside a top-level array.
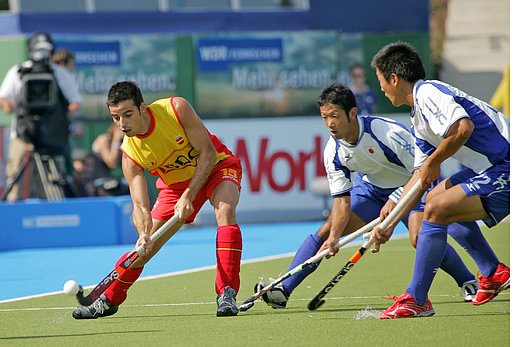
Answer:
[{"left": 0, "top": 221, "right": 407, "bottom": 301}]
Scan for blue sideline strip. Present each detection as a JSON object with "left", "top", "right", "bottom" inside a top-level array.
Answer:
[{"left": 0, "top": 221, "right": 407, "bottom": 301}]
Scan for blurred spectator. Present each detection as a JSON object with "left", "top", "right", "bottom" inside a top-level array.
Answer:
[
  {"left": 53, "top": 48, "right": 83, "bottom": 173},
  {"left": 348, "top": 63, "right": 377, "bottom": 115},
  {"left": 430, "top": 0, "right": 449, "bottom": 79},
  {"left": 490, "top": 64, "right": 509, "bottom": 119},
  {"left": 91, "top": 123, "right": 124, "bottom": 175},
  {"left": 71, "top": 148, "right": 92, "bottom": 197},
  {"left": 50, "top": 48, "right": 81, "bottom": 117},
  {"left": 52, "top": 49, "right": 76, "bottom": 72},
  {"left": 72, "top": 124, "right": 129, "bottom": 197}
]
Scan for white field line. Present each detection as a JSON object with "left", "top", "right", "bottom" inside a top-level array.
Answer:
[
  {"left": 0, "top": 254, "right": 298, "bottom": 305},
  {"left": 0, "top": 253, "right": 298, "bottom": 305},
  {"left": 1, "top": 292, "right": 508, "bottom": 313},
  {"left": 0, "top": 233, "right": 409, "bottom": 305}
]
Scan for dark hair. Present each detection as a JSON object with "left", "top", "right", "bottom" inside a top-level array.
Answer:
[
  {"left": 52, "top": 49, "right": 75, "bottom": 65},
  {"left": 371, "top": 41, "right": 426, "bottom": 83},
  {"left": 317, "top": 83, "right": 357, "bottom": 113},
  {"left": 107, "top": 81, "right": 144, "bottom": 108}
]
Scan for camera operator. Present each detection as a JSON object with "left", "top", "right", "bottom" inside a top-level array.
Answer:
[{"left": 0, "top": 32, "right": 82, "bottom": 201}]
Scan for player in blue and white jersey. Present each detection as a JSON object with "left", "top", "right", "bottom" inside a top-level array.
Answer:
[
  {"left": 371, "top": 41, "right": 510, "bottom": 319},
  {"left": 255, "top": 84, "right": 480, "bottom": 309}
]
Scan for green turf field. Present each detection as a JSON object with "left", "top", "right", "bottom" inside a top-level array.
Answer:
[{"left": 0, "top": 223, "right": 510, "bottom": 346}]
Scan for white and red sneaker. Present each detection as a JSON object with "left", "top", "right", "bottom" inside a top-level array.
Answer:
[
  {"left": 380, "top": 292, "right": 435, "bottom": 319},
  {"left": 472, "top": 263, "right": 510, "bottom": 306}
]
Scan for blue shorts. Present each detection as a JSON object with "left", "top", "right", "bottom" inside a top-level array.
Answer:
[
  {"left": 349, "top": 175, "right": 424, "bottom": 228},
  {"left": 449, "top": 160, "right": 510, "bottom": 227}
]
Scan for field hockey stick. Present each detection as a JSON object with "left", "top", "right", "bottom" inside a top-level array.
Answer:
[
  {"left": 307, "top": 180, "right": 422, "bottom": 310},
  {"left": 238, "top": 217, "right": 381, "bottom": 312},
  {"left": 76, "top": 213, "right": 182, "bottom": 306},
  {"left": 307, "top": 238, "right": 374, "bottom": 310}
]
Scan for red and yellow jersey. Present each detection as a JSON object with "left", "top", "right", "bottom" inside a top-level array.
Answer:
[{"left": 120, "top": 97, "right": 233, "bottom": 185}]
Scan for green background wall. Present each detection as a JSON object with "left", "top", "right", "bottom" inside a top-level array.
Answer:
[{"left": 0, "top": 36, "right": 27, "bottom": 126}]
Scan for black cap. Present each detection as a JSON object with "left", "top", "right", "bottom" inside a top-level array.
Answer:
[{"left": 28, "top": 32, "right": 55, "bottom": 61}]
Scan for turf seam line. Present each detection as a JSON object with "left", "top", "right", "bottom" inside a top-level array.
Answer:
[{"left": 0, "top": 292, "right": 509, "bottom": 312}]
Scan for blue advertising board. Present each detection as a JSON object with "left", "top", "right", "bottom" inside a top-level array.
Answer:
[
  {"left": 197, "top": 38, "right": 283, "bottom": 72},
  {"left": 0, "top": 196, "right": 134, "bottom": 251},
  {"left": 55, "top": 40, "right": 121, "bottom": 66}
]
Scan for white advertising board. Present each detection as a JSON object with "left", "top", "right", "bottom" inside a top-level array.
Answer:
[
  {"left": 196, "top": 114, "right": 427, "bottom": 224},
  {"left": 197, "top": 116, "right": 330, "bottom": 224}
]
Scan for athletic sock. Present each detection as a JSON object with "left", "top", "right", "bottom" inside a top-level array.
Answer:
[
  {"left": 447, "top": 222, "right": 499, "bottom": 278},
  {"left": 215, "top": 224, "right": 242, "bottom": 294},
  {"left": 406, "top": 221, "right": 447, "bottom": 306},
  {"left": 439, "top": 242, "right": 474, "bottom": 286},
  {"left": 104, "top": 252, "right": 144, "bottom": 306},
  {"left": 282, "top": 233, "right": 323, "bottom": 295}
]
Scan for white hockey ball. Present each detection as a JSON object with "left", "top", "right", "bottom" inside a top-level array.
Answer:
[{"left": 63, "top": 280, "right": 80, "bottom": 296}]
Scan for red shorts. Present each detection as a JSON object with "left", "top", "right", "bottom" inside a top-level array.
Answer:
[{"left": 151, "top": 156, "right": 242, "bottom": 223}]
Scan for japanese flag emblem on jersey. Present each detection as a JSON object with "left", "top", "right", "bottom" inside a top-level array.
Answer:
[
  {"left": 368, "top": 147, "right": 376, "bottom": 154},
  {"left": 175, "top": 135, "right": 185, "bottom": 145}
]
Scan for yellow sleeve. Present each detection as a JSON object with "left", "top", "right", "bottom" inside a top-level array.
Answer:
[{"left": 490, "top": 65, "right": 509, "bottom": 118}]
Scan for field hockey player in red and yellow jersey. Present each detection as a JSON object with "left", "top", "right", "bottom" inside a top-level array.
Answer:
[{"left": 73, "top": 81, "right": 243, "bottom": 319}]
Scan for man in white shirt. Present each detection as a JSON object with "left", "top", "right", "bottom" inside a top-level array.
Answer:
[
  {"left": 0, "top": 32, "right": 82, "bottom": 201},
  {"left": 371, "top": 41, "right": 509, "bottom": 319}
]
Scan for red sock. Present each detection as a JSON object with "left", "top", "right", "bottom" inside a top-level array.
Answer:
[
  {"left": 104, "top": 252, "right": 144, "bottom": 306},
  {"left": 215, "top": 224, "right": 242, "bottom": 294}
]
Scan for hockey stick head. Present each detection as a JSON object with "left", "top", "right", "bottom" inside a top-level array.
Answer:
[
  {"left": 238, "top": 297, "right": 255, "bottom": 311},
  {"left": 238, "top": 279, "right": 277, "bottom": 312},
  {"left": 75, "top": 285, "right": 93, "bottom": 306},
  {"left": 307, "top": 299, "right": 325, "bottom": 311}
]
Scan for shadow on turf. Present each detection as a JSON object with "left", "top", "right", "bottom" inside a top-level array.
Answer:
[
  {"left": 305, "top": 299, "right": 510, "bottom": 319},
  {"left": 0, "top": 330, "right": 163, "bottom": 341},
  {"left": 109, "top": 306, "right": 355, "bottom": 319},
  {"left": 121, "top": 307, "right": 507, "bottom": 318},
  {"left": 433, "top": 297, "right": 510, "bottom": 306},
  {"left": 69, "top": 297, "right": 509, "bottom": 320},
  {"left": 116, "top": 312, "right": 213, "bottom": 319}
]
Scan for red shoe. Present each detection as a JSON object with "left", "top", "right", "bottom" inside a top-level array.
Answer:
[
  {"left": 472, "top": 263, "right": 510, "bottom": 306},
  {"left": 380, "top": 292, "right": 435, "bottom": 319}
]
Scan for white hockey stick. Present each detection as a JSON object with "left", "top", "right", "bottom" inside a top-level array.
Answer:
[{"left": 307, "top": 179, "right": 422, "bottom": 310}]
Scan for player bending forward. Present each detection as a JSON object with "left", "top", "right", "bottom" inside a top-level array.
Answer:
[
  {"left": 256, "top": 84, "right": 481, "bottom": 309},
  {"left": 370, "top": 42, "right": 510, "bottom": 319},
  {"left": 73, "top": 81, "right": 243, "bottom": 319}
]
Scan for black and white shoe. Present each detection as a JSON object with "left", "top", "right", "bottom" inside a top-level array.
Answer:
[
  {"left": 72, "top": 294, "right": 119, "bottom": 319},
  {"left": 461, "top": 279, "right": 479, "bottom": 302},
  {"left": 216, "top": 286, "right": 239, "bottom": 317},
  {"left": 254, "top": 279, "right": 289, "bottom": 309}
]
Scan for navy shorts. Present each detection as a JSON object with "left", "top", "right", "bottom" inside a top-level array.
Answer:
[{"left": 449, "top": 160, "right": 510, "bottom": 227}]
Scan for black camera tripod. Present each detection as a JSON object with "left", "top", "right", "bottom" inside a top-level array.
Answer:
[{"left": 1, "top": 147, "right": 67, "bottom": 201}]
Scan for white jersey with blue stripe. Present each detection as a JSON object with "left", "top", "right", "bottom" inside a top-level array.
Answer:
[
  {"left": 412, "top": 80, "right": 510, "bottom": 173},
  {"left": 324, "top": 116, "right": 415, "bottom": 196}
]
